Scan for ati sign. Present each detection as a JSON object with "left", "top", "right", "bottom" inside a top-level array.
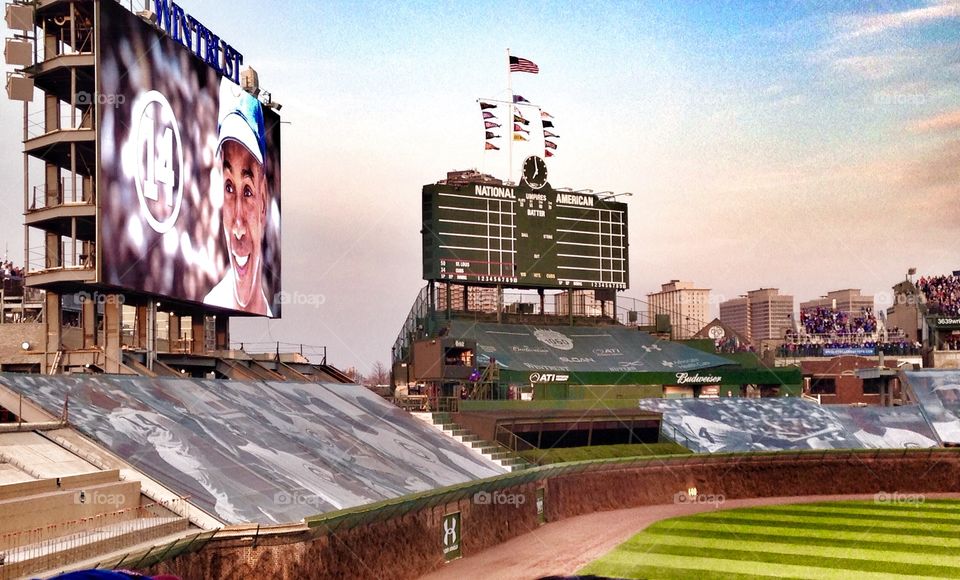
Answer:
[
  {"left": 529, "top": 372, "right": 570, "bottom": 383},
  {"left": 442, "top": 512, "right": 462, "bottom": 561}
]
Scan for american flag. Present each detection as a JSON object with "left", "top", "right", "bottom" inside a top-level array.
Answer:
[{"left": 509, "top": 56, "right": 539, "bottom": 74}]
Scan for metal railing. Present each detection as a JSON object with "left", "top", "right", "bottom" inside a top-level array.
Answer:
[
  {"left": 494, "top": 424, "right": 536, "bottom": 453},
  {"left": 26, "top": 242, "right": 94, "bottom": 274},
  {"left": 26, "top": 108, "right": 94, "bottom": 140},
  {"left": 0, "top": 497, "right": 188, "bottom": 580},
  {"left": 229, "top": 341, "right": 328, "bottom": 365},
  {"left": 28, "top": 178, "right": 92, "bottom": 210}
]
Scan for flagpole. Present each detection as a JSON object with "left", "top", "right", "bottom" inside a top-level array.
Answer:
[{"left": 506, "top": 47, "right": 513, "bottom": 184}]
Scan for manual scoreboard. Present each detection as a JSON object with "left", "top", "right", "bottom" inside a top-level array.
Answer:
[{"left": 422, "top": 182, "right": 629, "bottom": 290}]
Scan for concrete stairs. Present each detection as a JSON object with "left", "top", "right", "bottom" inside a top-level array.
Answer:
[
  {"left": 1, "top": 516, "right": 189, "bottom": 579},
  {"left": 414, "top": 412, "right": 533, "bottom": 472},
  {"left": 0, "top": 470, "right": 191, "bottom": 579}
]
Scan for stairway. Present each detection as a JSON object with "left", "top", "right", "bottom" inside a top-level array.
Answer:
[
  {"left": 0, "top": 471, "right": 191, "bottom": 579},
  {"left": 414, "top": 412, "right": 534, "bottom": 472}
]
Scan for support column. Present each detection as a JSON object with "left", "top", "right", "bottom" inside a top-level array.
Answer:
[
  {"left": 44, "top": 291, "right": 61, "bottom": 374},
  {"left": 45, "top": 232, "right": 61, "bottom": 269},
  {"left": 81, "top": 297, "right": 95, "bottom": 348},
  {"left": 191, "top": 316, "right": 206, "bottom": 355},
  {"left": 135, "top": 305, "right": 147, "bottom": 349},
  {"left": 103, "top": 296, "right": 122, "bottom": 374},
  {"left": 169, "top": 315, "right": 181, "bottom": 352},
  {"left": 146, "top": 302, "right": 156, "bottom": 371},
  {"left": 45, "top": 163, "right": 59, "bottom": 207},
  {"left": 215, "top": 316, "right": 230, "bottom": 351}
]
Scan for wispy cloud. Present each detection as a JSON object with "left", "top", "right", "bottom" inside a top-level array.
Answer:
[
  {"left": 838, "top": 0, "right": 960, "bottom": 39},
  {"left": 913, "top": 109, "right": 960, "bottom": 132}
]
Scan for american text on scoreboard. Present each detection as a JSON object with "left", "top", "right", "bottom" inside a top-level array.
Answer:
[{"left": 422, "top": 183, "right": 629, "bottom": 290}]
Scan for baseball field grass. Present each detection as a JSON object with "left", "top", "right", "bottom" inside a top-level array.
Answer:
[{"left": 578, "top": 498, "right": 960, "bottom": 579}]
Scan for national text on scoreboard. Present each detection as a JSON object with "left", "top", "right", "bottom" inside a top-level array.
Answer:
[{"left": 422, "top": 182, "right": 629, "bottom": 290}]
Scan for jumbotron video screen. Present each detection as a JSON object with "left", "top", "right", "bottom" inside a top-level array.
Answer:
[
  {"left": 97, "top": 2, "right": 282, "bottom": 317},
  {"left": 422, "top": 183, "right": 628, "bottom": 290}
]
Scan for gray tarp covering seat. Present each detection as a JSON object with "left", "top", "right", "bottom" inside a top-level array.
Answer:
[
  {"left": 639, "top": 397, "right": 937, "bottom": 453},
  {"left": 0, "top": 374, "right": 504, "bottom": 524},
  {"left": 449, "top": 321, "right": 732, "bottom": 373},
  {"left": 904, "top": 369, "right": 960, "bottom": 445}
]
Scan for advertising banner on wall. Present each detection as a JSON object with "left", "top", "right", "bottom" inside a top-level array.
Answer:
[{"left": 97, "top": 2, "right": 281, "bottom": 317}]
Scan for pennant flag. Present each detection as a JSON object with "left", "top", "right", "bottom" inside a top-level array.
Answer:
[
  {"left": 513, "top": 95, "right": 530, "bottom": 104},
  {"left": 483, "top": 111, "right": 496, "bottom": 120},
  {"left": 513, "top": 115, "right": 529, "bottom": 125},
  {"left": 541, "top": 110, "right": 554, "bottom": 119},
  {"left": 509, "top": 56, "right": 539, "bottom": 74},
  {"left": 544, "top": 140, "right": 557, "bottom": 149},
  {"left": 484, "top": 121, "right": 501, "bottom": 129},
  {"left": 542, "top": 120, "right": 554, "bottom": 128},
  {"left": 480, "top": 102, "right": 497, "bottom": 110},
  {"left": 485, "top": 131, "right": 500, "bottom": 139},
  {"left": 543, "top": 130, "right": 559, "bottom": 138},
  {"left": 513, "top": 134, "right": 528, "bottom": 142},
  {"left": 485, "top": 142, "right": 500, "bottom": 151},
  {"left": 545, "top": 150, "right": 554, "bottom": 157},
  {"left": 513, "top": 124, "right": 529, "bottom": 134}
]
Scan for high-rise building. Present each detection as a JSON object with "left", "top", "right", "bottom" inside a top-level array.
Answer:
[
  {"left": 749, "top": 288, "right": 795, "bottom": 342},
  {"left": 720, "top": 288, "right": 795, "bottom": 344},
  {"left": 646, "top": 280, "right": 710, "bottom": 340},
  {"left": 719, "top": 296, "right": 751, "bottom": 343}
]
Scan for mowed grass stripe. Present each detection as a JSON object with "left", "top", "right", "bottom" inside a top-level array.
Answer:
[
  {"left": 690, "top": 513, "right": 960, "bottom": 535},
  {"left": 626, "top": 531, "right": 960, "bottom": 569},
  {"left": 746, "top": 502, "right": 960, "bottom": 518},
  {"left": 757, "top": 500, "right": 960, "bottom": 515},
  {"left": 733, "top": 506, "right": 960, "bottom": 526},
  {"left": 652, "top": 522, "right": 960, "bottom": 551},
  {"left": 579, "top": 551, "right": 933, "bottom": 580},
  {"left": 615, "top": 543, "right": 960, "bottom": 578},
  {"left": 579, "top": 560, "right": 806, "bottom": 580}
]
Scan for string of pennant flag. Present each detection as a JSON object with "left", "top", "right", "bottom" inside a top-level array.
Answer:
[{"left": 479, "top": 55, "right": 558, "bottom": 158}]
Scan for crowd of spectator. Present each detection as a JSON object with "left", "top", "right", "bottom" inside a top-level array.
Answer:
[
  {"left": 918, "top": 275, "right": 960, "bottom": 316},
  {"left": 714, "top": 336, "right": 753, "bottom": 354},
  {"left": 777, "top": 339, "right": 920, "bottom": 358},
  {"left": 1, "top": 260, "right": 24, "bottom": 281},
  {"left": 800, "top": 306, "right": 877, "bottom": 336}
]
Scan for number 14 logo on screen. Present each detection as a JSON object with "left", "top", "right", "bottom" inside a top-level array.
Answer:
[{"left": 133, "top": 90, "right": 184, "bottom": 234}]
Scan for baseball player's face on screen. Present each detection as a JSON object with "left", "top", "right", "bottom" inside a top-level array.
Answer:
[{"left": 221, "top": 139, "right": 267, "bottom": 310}]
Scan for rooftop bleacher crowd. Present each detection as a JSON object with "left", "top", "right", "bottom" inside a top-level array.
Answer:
[
  {"left": 918, "top": 275, "right": 960, "bottom": 316},
  {"left": 779, "top": 304, "right": 920, "bottom": 357},
  {"left": 800, "top": 306, "right": 877, "bottom": 336},
  {"left": 1, "top": 259, "right": 24, "bottom": 281}
]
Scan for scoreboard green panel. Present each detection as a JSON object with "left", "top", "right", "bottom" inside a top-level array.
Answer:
[{"left": 422, "top": 182, "right": 629, "bottom": 290}]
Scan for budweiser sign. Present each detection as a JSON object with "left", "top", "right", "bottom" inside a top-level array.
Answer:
[{"left": 675, "top": 372, "right": 722, "bottom": 384}]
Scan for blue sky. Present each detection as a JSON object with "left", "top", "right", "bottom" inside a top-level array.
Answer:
[{"left": 1, "top": 0, "right": 958, "bottom": 374}]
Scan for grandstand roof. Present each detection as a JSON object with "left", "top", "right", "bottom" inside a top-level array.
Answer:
[{"left": 0, "top": 374, "right": 505, "bottom": 524}]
